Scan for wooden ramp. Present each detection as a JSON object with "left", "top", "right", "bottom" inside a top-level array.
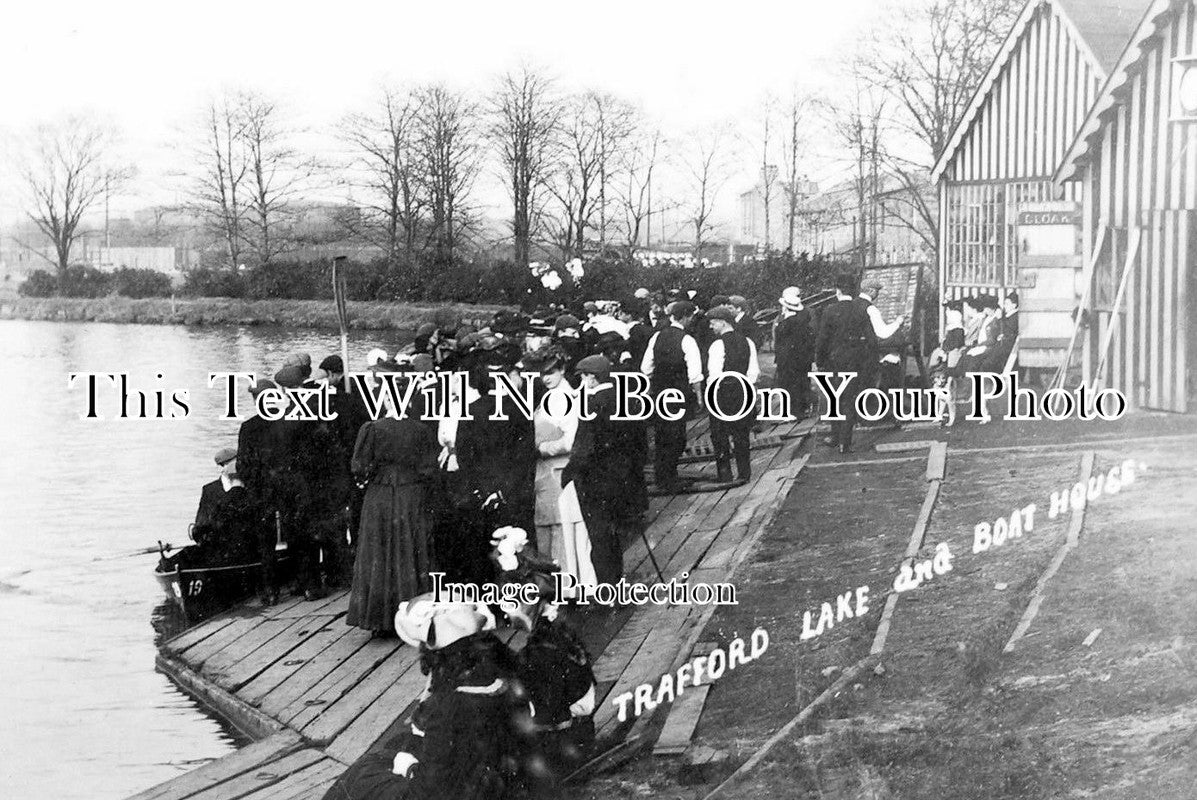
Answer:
[{"left": 131, "top": 415, "right": 812, "bottom": 800}]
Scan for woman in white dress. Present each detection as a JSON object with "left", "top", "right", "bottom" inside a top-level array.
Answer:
[{"left": 529, "top": 349, "right": 597, "bottom": 595}]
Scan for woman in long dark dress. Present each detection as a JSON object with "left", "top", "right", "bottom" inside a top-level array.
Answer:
[{"left": 347, "top": 406, "right": 439, "bottom": 635}]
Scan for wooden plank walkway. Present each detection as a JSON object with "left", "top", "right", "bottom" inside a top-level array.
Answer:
[{"left": 131, "top": 414, "right": 811, "bottom": 800}]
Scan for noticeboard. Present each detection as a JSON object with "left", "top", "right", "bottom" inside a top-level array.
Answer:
[{"left": 862, "top": 262, "right": 922, "bottom": 332}]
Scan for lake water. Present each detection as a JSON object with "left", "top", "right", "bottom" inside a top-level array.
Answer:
[{"left": 0, "top": 320, "right": 413, "bottom": 800}]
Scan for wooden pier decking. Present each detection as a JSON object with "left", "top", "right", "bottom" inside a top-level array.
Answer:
[{"left": 131, "top": 416, "right": 814, "bottom": 800}]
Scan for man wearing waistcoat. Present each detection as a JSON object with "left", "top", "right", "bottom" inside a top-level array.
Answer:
[
  {"left": 705, "top": 306, "right": 760, "bottom": 483},
  {"left": 640, "top": 300, "right": 704, "bottom": 493}
]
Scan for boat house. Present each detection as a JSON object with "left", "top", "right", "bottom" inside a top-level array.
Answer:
[
  {"left": 931, "top": 0, "right": 1153, "bottom": 373},
  {"left": 1056, "top": 0, "right": 1197, "bottom": 412}
]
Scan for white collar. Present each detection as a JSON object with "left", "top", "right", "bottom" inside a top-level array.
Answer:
[{"left": 220, "top": 474, "right": 244, "bottom": 492}]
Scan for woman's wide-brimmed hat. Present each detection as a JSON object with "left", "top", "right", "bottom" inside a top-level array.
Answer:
[{"left": 394, "top": 594, "right": 496, "bottom": 650}]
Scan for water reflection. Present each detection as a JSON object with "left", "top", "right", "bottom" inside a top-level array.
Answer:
[{"left": 0, "top": 319, "right": 410, "bottom": 799}]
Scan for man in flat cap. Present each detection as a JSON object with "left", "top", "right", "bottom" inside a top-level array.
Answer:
[
  {"left": 194, "top": 447, "right": 243, "bottom": 532},
  {"left": 640, "top": 300, "right": 704, "bottom": 492},
  {"left": 706, "top": 306, "right": 760, "bottom": 483},
  {"left": 562, "top": 355, "right": 625, "bottom": 585}
]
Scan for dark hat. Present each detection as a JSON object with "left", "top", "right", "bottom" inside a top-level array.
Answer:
[
  {"left": 706, "top": 305, "right": 737, "bottom": 323},
  {"left": 214, "top": 447, "right": 238, "bottom": 466},
  {"left": 667, "top": 299, "right": 696, "bottom": 318},
  {"left": 582, "top": 301, "right": 599, "bottom": 314},
  {"left": 410, "top": 354, "right": 434, "bottom": 374},
  {"left": 491, "top": 310, "right": 526, "bottom": 336},
  {"left": 553, "top": 314, "right": 582, "bottom": 331},
  {"left": 416, "top": 322, "right": 437, "bottom": 338},
  {"left": 274, "top": 365, "right": 305, "bottom": 388},
  {"left": 710, "top": 294, "right": 730, "bottom": 308},
  {"left": 575, "top": 354, "right": 612, "bottom": 379},
  {"left": 727, "top": 295, "right": 748, "bottom": 309},
  {"left": 318, "top": 354, "right": 344, "bottom": 373},
  {"left": 520, "top": 346, "right": 566, "bottom": 373},
  {"left": 248, "top": 377, "right": 277, "bottom": 397}
]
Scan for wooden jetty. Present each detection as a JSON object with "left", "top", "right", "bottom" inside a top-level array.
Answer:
[{"left": 130, "top": 416, "right": 814, "bottom": 800}]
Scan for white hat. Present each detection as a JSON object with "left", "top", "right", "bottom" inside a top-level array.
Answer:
[
  {"left": 779, "top": 287, "right": 803, "bottom": 310},
  {"left": 394, "top": 593, "right": 497, "bottom": 650},
  {"left": 366, "top": 347, "right": 388, "bottom": 367}
]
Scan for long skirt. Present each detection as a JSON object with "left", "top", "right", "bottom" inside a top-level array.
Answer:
[
  {"left": 347, "top": 482, "right": 432, "bottom": 634},
  {"left": 535, "top": 480, "right": 597, "bottom": 596}
]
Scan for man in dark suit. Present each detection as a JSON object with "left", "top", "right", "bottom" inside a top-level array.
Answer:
[
  {"left": 815, "top": 276, "right": 879, "bottom": 453},
  {"left": 773, "top": 286, "right": 815, "bottom": 419},
  {"left": 562, "top": 355, "right": 624, "bottom": 585},
  {"left": 455, "top": 346, "right": 538, "bottom": 583},
  {"left": 189, "top": 447, "right": 259, "bottom": 567},
  {"left": 236, "top": 377, "right": 282, "bottom": 603},
  {"left": 639, "top": 301, "right": 705, "bottom": 492}
]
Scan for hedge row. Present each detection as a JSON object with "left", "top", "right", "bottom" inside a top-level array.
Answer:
[{"left": 19, "top": 253, "right": 853, "bottom": 310}]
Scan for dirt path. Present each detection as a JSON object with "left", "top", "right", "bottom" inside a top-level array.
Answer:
[{"left": 580, "top": 418, "right": 1197, "bottom": 800}]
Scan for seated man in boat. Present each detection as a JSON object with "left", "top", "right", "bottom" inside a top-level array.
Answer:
[{"left": 188, "top": 447, "right": 260, "bottom": 566}]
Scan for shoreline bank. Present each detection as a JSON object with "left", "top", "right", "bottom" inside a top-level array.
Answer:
[{"left": 0, "top": 295, "right": 510, "bottom": 331}]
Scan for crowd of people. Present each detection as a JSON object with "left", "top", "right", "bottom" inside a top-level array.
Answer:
[{"left": 163, "top": 272, "right": 1025, "bottom": 798}]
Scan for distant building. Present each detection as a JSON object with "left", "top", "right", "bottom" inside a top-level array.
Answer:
[{"left": 738, "top": 167, "right": 819, "bottom": 250}]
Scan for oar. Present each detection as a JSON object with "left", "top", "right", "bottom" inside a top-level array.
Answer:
[
  {"left": 332, "top": 255, "right": 350, "bottom": 392},
  {"left": 96, "top": 543, "right": 175, "bottom": 560}
]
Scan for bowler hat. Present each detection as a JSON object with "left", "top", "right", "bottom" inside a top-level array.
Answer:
[
  {"left": 319, "top": 354, "right": 344, "bottom": 373},
  {"left": 553, "top": 314, "right": 581, "bottom": 331}
]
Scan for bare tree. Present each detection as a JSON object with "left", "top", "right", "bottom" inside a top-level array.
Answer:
[
  {"left": 680, "top": 126, "right": 733, "bottom": 259},
  {"left": 822, "top": 75, "right": 888, "bottom": 268},
  {"left": 15, "top": 117, "right": 131, "bottom": 284},
  {"left": 185, "top": 93, "right": 250, "bottom": 270},
  {"left": 780, "top": 90, "right": 814, "bottom": 255},
  {"left": 858, "top": 0, "right": 1021, "bottom": 257},
  {"left": 490, "top": 65, "right": 560, "bottom": 268},
  {"left": 240, "top": 94, "right": 311, "bottom": 266},
  {"left": 747, "top": 94, "right": 779, "bottom": 253},
  {"left": 339, "top": 86, "right": 425, "bottom": 264},
  {"left": 617, "top": 128, "right": 664, "bottom": 257},
  {"left": 416, "top": 84, "right": 481, "bottom": 265}
]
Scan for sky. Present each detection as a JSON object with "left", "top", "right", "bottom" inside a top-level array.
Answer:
[{"left": 0, "top": 0, "right": 885, "bottom": 231}]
